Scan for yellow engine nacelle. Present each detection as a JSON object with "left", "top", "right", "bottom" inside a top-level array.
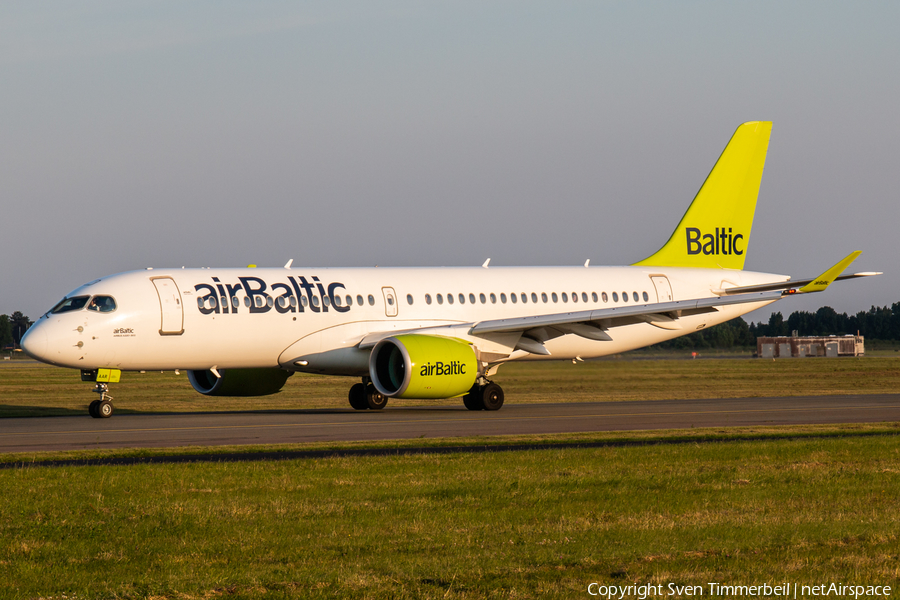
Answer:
[{"left": 369, "top": 335, "right": 478, "bottom": 399}]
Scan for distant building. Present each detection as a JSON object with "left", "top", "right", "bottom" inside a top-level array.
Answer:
[{"left": 757, "top": 335, "right": 864, "bottom": 358}]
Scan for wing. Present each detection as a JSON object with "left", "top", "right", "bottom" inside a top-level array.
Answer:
[{"left": 358, "top": 252, "right": 874, "bottom": 357}]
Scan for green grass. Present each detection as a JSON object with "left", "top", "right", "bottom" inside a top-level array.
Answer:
[
  {"left": 2, "top": 426, "right": 899, "bottom": 598},
  {"left": 2, "top": 356, "right": 900, "bottom": 417}
]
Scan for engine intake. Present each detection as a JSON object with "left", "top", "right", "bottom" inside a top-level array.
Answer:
[
  {"left": 187, "top": 368, "right": 292, "bottom": 396},
  {"left": 369, "top": 334, "right": 477, "bottom": 399}
]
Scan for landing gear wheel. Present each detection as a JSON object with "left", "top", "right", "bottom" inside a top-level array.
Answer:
[
  {"left": 365, "top": 383, "right": 388, "bottom": 410},
  {"left": 89, "top": 382, "right": 115, "bottom": 418},
  {"left": 463, "top": 390, "right": 484, "bottom": 411},
  {"left": 348, "top": 383, "right": 368, "bottom": 410},
  {"left": 481, "top": 383, "right": 504, "bottom": 411},
  {"left": 97, "top": 400, "right": 114, "bottom": 418}
]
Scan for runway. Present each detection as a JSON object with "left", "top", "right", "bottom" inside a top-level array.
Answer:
[{"left": 2, "top": 394, "right": 899, "bottom": 453}]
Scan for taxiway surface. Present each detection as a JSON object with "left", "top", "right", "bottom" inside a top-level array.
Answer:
[{"left": 2, "top": 394, "right": 899, "bottom": 453}]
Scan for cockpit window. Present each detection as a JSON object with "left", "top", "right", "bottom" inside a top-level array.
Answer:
[
  {"left": 87, "top": 295, "right": 117, "bottom": 313},
  {"left": 49, "top": 296, "right": 90, "bottom": 314}
]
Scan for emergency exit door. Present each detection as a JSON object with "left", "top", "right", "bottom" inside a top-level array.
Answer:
[
  {"left": 151, "top": 277, "right": 184, "bottom": 335},
  {"left": 650, "top": 276, "right": 674, "bottom": 303},
  {"left": 382, "top": 287, "right": 398, "bottom": 317}
]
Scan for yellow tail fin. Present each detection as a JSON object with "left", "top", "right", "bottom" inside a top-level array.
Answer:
[{"left": 634, "top": 121, "right": 773, "bottom": 269}]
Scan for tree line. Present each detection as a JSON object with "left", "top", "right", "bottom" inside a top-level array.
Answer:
[
  {"left": 0, "top": 312, "right": 33, "bottom": 349},
  {"left": 643, "top": 303, "right": 900, "bottom": 351}
]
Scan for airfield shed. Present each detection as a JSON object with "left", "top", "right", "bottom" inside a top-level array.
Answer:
[{"left": 757, "top": 335, "right": 864, "bottom": 358}]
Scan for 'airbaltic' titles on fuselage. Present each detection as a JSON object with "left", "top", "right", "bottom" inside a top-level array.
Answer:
[
  {"left": 419, "top": 361, "right": 467, "bottom": 377},
  {"left": 685, "top": 227, "right": 745, "bottom": 256},
  {"left": 193, "top": 276, "right": 349, "bottom": 315}
]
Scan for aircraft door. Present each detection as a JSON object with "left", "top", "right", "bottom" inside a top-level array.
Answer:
[
  {"left": 151, "top": 277, "right": 185, "bottom": 335},
  {"left": 650, "top": 276, "right": 673, "bottom": 302},
  {"left": 382, "top": 287, "right": 398, "bottom": 317}
]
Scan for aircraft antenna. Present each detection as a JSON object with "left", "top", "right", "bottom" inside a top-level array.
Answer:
[
  {"left": 482, "top": 258, "right": 491, "bottom": 268},
  {"left": 284, "top": 259, "right": 293, "bottom": 269}
]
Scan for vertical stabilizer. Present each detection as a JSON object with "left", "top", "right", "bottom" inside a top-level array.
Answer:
[{"left": 634, "top": 121, "right": 772, "bottom": 270}]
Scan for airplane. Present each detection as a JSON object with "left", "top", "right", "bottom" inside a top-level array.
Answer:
[{"left": 21, "top": 122, "right": 879, "bottom": 418}]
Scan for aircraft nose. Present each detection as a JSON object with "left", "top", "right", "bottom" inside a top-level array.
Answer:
[{"left": 20, "top": 322, "right": 48, "bottom": 362}]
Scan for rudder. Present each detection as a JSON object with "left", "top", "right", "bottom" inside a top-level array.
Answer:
[{"left": 634, "top": 121, "right": 772, "bottom": 270}]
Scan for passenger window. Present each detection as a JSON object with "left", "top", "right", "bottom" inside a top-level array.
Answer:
[
  {"left": 346, "top": 295, "right": 352, "bottom": 306},
  {"left": 490, "top": 293, "right": 497, "bottom": 304},
  {"left": 510, "top": 293, "right": 517, "bottom": 304},
  {"left": 500, "top": 293, "right": 507, "bottom": 304},
  {"left": 387, "top": 296, "right": 394, "bottom": 306},
  {"left": 570, "top": 292, "right": 576, "bottom": 303},
  {"left": 469, "top": 293, "right": 476, "bottom": 304},
  {"left": 357, "top": 295, "right": 364, "bottom": 306},
  {"left": 277, "top": 297, "right": 287, "bottom": 309},
  {"left": 601, "top": 292, "right": 607, "bottom": 303},
  {"left": 562, "top": 292, "right": 568, "bottom": 303},
  {"left": 531, "top": 293, "right": 538, "bottom": 303},
  {"left": 633, "top": 292, "right": 639, "bottom": 302},
  {"left": 612, "top": 292, "right": 619, "bottom": 302},
  {"left": 407, "top": 294, "right": 413, "bottom": 305},
  {"left": 541, "top": 292, "right": 548, "bottom": 303},
  {"left": 301, "top": 296, "right": 309, "bottom": 307},
  {"left": 290, "top": 297, "right": 297, "bottom": 308},
  {"left": 232, "top": 297, "right": 239, "bottom": 309},
  {"left": 643, "top": 291, "right": 649, "bottom": 302},
  {"left": 523, "top": 293, "right": 529, "bottom": 303},
  {"left": 268, "top": 297, "right": 276, "bottom": 308},
  {"left": 244, "top": 297, "right": 252, "bottom": 308},
  {"left": 312, "top": 296, "right": 320, "bottom": 307},
  {"left": 448, "top": 294, "right": 454, "bottom": 305},
  {"left": 551, "top": 292, "right": 558, "bottom": 303},
  {"left": 621, "top": 292, "right": 628, "bottom": 303},
  {"left": 334, "top": 295, "right": 342, "bottom": 307},
  {"left": 437, "top": 294, "right": 443, "bottom": 305},
  {"left": 196, "top": 297, "right": 204, "bottom": 309},
  {"left": 425, "top": 294, "right": 432, "bottom": 305},
  {"left": 367, "top": 294, "right": 375, "bottom": 306},
  {"left": 582, "top": 292, "right": 588, "bottom": 303},
  {"left": 479, "top": 293, "right": 486, "bottom": 304},
  {"left": 459, "top": 293, "right": 466, "bottom": 304}
]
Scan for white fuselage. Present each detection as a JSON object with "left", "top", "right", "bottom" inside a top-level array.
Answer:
[{"left": 23, "top": 265, "right": 787, "bottom": 375}]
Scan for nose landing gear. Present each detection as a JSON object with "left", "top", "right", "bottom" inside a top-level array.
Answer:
[
  {"left": 82, "top": 369, "right": 120, "bottom": 419},
  {"left": 88, "top": 384, "right": 114, "bottom": 418}
]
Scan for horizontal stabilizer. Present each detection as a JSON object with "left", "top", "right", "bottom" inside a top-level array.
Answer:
[
  {"left": 713, "top": 269, "right": 880, "bottom": 296},
  {"left": 798, "top": 251, "right": 862, "bottom": 293}
]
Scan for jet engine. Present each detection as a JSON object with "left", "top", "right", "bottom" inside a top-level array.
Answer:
[
  {"left": 369, "top": 334, "right": 477, "bottom": 399},
  {"left": 187, "top": 368, "right": 293, "bottom": 396}
]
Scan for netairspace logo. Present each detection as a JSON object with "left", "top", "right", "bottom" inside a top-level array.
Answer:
[{"left": 585, "top": 582, "right": 892, "bottom": 599}]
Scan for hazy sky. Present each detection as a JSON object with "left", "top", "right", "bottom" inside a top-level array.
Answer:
[{"left": 2, "top": 1, "right": 897, "bottom": 324}]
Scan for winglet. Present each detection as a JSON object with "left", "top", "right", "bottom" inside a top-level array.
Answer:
[{"left": 798, "top": 251, "right": 862, "bottom": 293}]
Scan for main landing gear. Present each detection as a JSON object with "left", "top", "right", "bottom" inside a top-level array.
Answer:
[
  {"left": 348, "top": 379, "right": 388, "bottom": 410},
  {"left": 463, "top": 380, "right": 505, "bottom": 411},
  {"left": 88, "top": 383, "right": 115, "bottom": 419},
  {"left": 345, "top": 378, "right": 505, "bottom": 411}
]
